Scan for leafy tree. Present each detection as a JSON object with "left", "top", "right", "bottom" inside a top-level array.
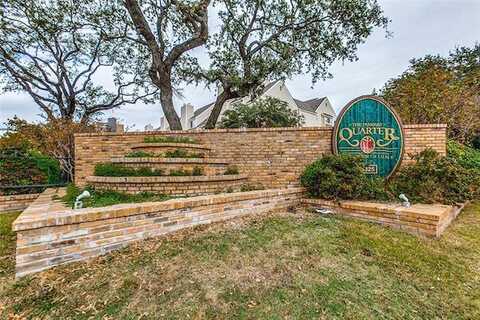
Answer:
[
  {"left": 197, "top": 0, "right": 389, "bottom": 128},
  {"left": 0, "top": 0, "right": 156, "bottom": 124},
  {"left": 219, "top": 97, "right": 304, "bottom": 128},
  {"left": 107, "top": 0, "right": 210, "bottom": 130},
  {"left": 381, "top": 45, "right": 480, "bottom": 143},
  {"left": 1, "top": 117, "right": 95, "bottom": 180}
]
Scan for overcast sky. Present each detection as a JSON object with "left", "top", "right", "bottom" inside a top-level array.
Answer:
[{"left": 1, "top": 0, "right": 479, "bottom": 130}]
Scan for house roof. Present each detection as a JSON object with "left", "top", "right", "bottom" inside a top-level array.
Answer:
[
  {"left": 193, "top": 102, "right": 214, "bottom": 117},
  {"left": 293, "top": 97, "right": 326, "bottom": 113},
  {"left": 192, "top": 81, "right": 279, "bottom": 118}
]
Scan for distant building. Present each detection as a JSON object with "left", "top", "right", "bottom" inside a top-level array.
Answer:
[
  {"left": 95, "top": 117, "right": 124, "bottom": 133},
  {"left": 158, "top": 80, "right": 336, "bottom": 130}
]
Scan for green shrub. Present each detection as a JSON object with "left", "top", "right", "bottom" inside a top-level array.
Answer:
[
  {"left": 447, "top": 140, "right": 480, "bottom": 170},
  {"left": 300, "top": 154, "right": 390, "bottom": 201},
  {"left": 224, "top": 165, "right": 239, "bottom": 175},
  {"left": 94, "top": 163, "right": 164, "bottom": 177},
  {"left": 144, "top": 136, "right": 198, "bottom": 144},
  {"left": 0, "top": 144, "right": 61, "bottom": 194},
  {"left": 219, "top": 97, "right": 304, "bottom": 128},
  {"left": 388, "top": 148, "right": 479, "bottom": 204},
  {"left": 125, "top": 151, "right": 157, "bottom": 158},
  {"left": 164, "top": 149, "right": 204, "bottom": 158}
]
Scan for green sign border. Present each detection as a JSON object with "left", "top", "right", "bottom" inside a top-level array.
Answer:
[{"left": 332, "top": 95, "right": 405, "bottom": 179}]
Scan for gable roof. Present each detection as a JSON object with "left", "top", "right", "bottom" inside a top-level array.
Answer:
[
  {"left": 293, "top": 97, "right": 326, "bottom": 113},
  {"left": 193, "top": 81, "right": 279, "bottom": 118},
  {"left": 193, "top": 102, "right": 214, "bottom": 117}
]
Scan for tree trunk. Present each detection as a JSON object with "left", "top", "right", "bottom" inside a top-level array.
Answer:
[
  {"left": 159, "top": 84, "right": 183, "bottom": 130},
  {"left": 204, "top": 88, "right": 238, "bottom": 129}
]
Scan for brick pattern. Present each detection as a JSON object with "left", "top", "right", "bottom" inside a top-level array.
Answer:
[
  {"left": 75, "top": 125, "right": 447, "bottom": 188},
  {"left": 302, "top": 198, "right": 463, "bottom": 238},
  {"left": 403, "top": 124, "right": 447, "bottom": 164},
  {"left": 0, "top": 194, "right": 40, "bottom": 214},
  {"left": 86, "top": 174, "right": 248, "bottom": 195},
  {"left": 13, "top": 187, "right": 303, "bottom": 278}
]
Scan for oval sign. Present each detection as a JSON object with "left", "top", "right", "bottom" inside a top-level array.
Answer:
[{"left": 332, "top": 95, "right": 404, "bottom": 178}]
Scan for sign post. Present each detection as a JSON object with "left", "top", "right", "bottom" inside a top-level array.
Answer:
[{"left": 332, "top": 95, "right": 404, "bottom": 178}]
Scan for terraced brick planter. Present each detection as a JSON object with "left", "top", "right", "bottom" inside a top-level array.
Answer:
[
  {"left": 87, "top": 174, "right": 248, "bottom": 196},
  {"left": 89, "top": 140, "right": 247, "bottom": 196}
]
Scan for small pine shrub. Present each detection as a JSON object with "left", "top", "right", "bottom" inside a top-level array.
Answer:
[{"left": 224, "top": 165, "right": 239, "bottom": 175}]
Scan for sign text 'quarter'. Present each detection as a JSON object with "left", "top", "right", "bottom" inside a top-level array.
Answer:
[{"left": 332, "top": 95, "right": 404, "bottom": 178}]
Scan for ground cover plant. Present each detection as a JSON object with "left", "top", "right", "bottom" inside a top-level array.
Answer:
[
  {"left": 94, "top": 163, "right": 164, "bottom": 177},
  {"left": 62, "top": 184, "right": 172, "bottom": 208},
  {"left": 125, "top": 149, "right": 205, "bottom": 158},
  {"left": 125, "top": 151, "right": 158, "bottom": 158},
  {"left": 0, "top": 203, "right": 479, "bottom": 318},
  {"left": 143, "top": 136, "right": 198, "bottom": 144},
  {"left": 164, "top": 149, "right": 205, "bottom": 158}
]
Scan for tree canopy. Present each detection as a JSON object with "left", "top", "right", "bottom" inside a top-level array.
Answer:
[
  {"left": 198, "top": 0, "right": 389, "bottom": 128},
  {"left": 0, "top": 0, "right": 156, "bottom": 124},
  {"left": 219, "top": 97, "right": 304, "bottom": 128},
  {"left": 381, "top": 44, "right": 480, "bottom": 144},
  {"left": 110, "top": 0, "right": 210, "bottom": 130}
]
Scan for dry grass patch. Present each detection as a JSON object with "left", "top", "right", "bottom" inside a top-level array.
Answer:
[{"left": 0, "top": 205, "right": 479, "bottom": 319}]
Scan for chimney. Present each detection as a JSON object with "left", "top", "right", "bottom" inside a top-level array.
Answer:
[
  {"left": 181, "top": 103, "right": 194, "bottom": 129},
  {"left": 107, "top": 117, "right": 117, "bottom": 132}
]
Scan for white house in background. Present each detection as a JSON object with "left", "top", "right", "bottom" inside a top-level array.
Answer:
[{"left": 157, "top": 80, "right": 336, "bottom": 130}]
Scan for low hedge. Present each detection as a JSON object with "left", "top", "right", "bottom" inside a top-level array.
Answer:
[
  {"left": 94, "top": 163, "right": 205, "bottom": 177},
  {"left": 144, "top": 136, "right": 198, "bottom": 144},
  {"left": 300, "top": 154, "right": 389, "bottom": 201},
  {"left": 301, "top": 149, "right": 480, "bottom": 205},
  {"left": 124, "top": 149, "right": 204, "bottom": 158},
  {"left": 94, "top": 163, "right": 164, "bottom": 177}
]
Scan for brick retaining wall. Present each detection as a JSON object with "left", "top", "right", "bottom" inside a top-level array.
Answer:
[
  {"left": 75, "top": 125, "right": 447, "bottom": 187},
  {"left": 302, "top": 198, "right": 463, "bottom": 238},
  {"left": 0, "top": 194, "right": 40, "bottom": 214},
  {"left": 86, "top": 174, "right": 248, "bottom": 195},
  {"left": 13, "top": 187, "right": 303, "bottom": 278}
]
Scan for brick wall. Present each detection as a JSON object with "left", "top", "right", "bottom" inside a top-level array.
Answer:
[
  {"left": 75, "top": 125, "right": 447, "bottom": 187},
  {"left": 13, "top": 187, "right": 303, "bottom": 278},
  {"left": 0, "top": 193, "right": 40, "bottom": 214}
]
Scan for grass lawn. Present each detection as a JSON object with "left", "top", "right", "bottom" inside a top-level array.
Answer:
[{"left": 1, "top": 204, "right": 479, "bottom": 319}]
